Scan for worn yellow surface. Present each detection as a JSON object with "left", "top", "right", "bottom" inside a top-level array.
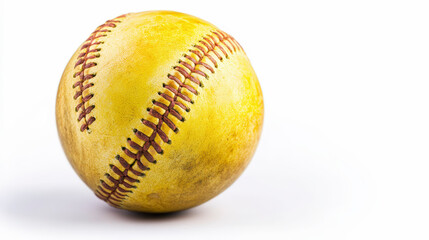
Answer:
[{"left": 56, "top": 11, "right": 264, "bottom": 213}]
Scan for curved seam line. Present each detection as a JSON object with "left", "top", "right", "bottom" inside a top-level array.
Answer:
[
  {"left": 94, "top": 28, "right": 243, "bottom": 208},
  {"left": 72, "top": 14, "right": 128, "bottom": 133}
]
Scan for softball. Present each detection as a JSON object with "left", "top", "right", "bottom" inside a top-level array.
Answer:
[{"left": 56, "top": 11, "right": 263, "bottom": 213}]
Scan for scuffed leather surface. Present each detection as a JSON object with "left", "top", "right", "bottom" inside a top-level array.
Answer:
[{"left": 56, "top": 11, "right": 264, "bottom": 213}]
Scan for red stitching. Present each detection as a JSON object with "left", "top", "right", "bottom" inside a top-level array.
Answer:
[
  {"left": 73, "top": 14, "right": 127, "bottom": 133},
  {"left": 95, "top": 30, "right": 242, "bottom": 207}
]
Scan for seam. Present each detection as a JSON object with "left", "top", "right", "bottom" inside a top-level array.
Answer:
[
  {"left": 94, "top": 29, "right": 243, "bottom": 207},
  {"left": 73, "top": 14, "right": 128, "bottom": 133}
]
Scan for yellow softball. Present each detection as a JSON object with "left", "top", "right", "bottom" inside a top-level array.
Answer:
[{"left": 56, "top": 11, "right": 264, "bottom": 213}]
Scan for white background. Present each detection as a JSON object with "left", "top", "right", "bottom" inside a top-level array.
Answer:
[{"left": 1, "top": 0, "right": 428, "bottom": 239}]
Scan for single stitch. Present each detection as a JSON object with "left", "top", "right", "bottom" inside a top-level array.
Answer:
[
  {"left": 73, "top": 14, "right": 127, "bottom": 132},
  {"left": 95, "top": 30, "right": 242, "bottom": 207}
]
